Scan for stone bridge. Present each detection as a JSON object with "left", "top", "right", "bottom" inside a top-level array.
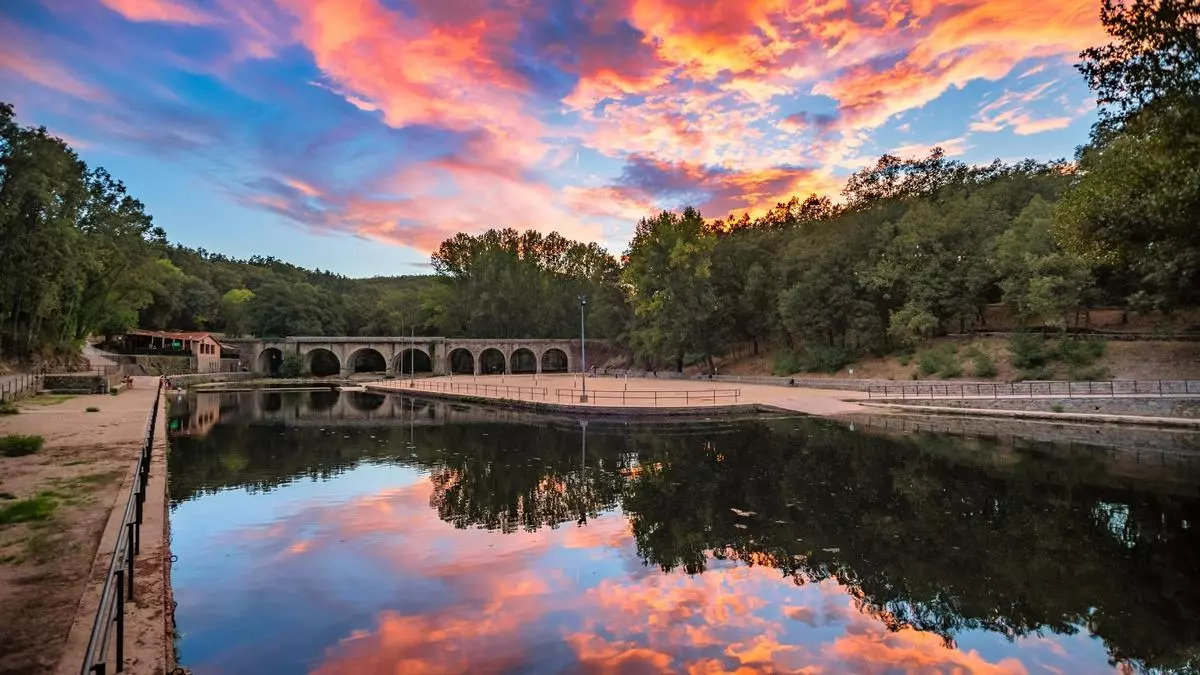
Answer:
[{"left": 225, "top": 337, "right": 611, "bottom": 377}]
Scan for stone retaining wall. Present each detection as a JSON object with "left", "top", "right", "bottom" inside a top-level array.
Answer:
[
  {"left": 874, "top": 397, "right": 1200, "bottom": 418},
  {"left": 41, "top": 373, "right": 110, "bottom": 394}
]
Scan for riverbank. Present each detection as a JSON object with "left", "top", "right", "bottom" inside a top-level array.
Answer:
[{"left": 0, "top": 378, "right": 169, "bottom": 675}]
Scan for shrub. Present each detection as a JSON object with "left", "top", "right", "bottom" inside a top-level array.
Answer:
[
  {"left": 971, "top": 351, "right": 998, "bottom": 378},
  {"left": 1009, "top": 333, "right": 1051, "bottom": 369},
  {"left": 1057, "top": 338, "right": 1106, "bottom": 367},
  {"left": 0, "top": 435, "right": 44, "bottom": 457},
  {"left": 771, "top": 351, "right": 804, "bottom": 376},
  {"left": 1050, "top": 403, "right": 1065, "bottom": 413},
  {"left": 798, "top": 344, "right": 852, "bottom": 373},
  {"left": 937, "top": 362, "right": 963, "bottom": 379},
  {"left": 917, "top": 344, "right": 957, "bottom": 377},
  {"left": 0, "top": 403, "right": 19, "bottom": 416},
  {"left": 279, "top": 354, "right": 304, "bottom": 379},
  {"left": 109, "top": 387, "right": 119, "bottom": 395},
  {"left": 85, "top": 407, "right": 100, "bottom": 413},
  {"left": 897, "top": 354, "right": 911, "bottom": 367}
]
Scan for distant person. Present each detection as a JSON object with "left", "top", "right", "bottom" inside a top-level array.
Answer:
[{"left": 788, "top": 378, "right": 795, "bottom": 387}]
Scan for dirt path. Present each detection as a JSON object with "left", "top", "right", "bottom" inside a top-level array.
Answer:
[{"left": 0, "top": 378, "right": 161, "bottom": 675}]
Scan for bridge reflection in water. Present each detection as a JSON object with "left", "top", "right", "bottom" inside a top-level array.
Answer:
[{"left": 166, "top": 389, "right": 1200, "bottom": 675}]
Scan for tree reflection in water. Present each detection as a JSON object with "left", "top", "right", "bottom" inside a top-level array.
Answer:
[{"left": 168, "top": 391, "right": 1200, "bottom": 673}]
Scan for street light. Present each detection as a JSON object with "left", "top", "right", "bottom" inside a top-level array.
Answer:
[{"left": 579, "top": 295, "right": 588, "bottom": 403}]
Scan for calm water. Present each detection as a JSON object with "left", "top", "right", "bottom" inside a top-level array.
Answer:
[{"left": 166, "top": 389, "right": 1200, "bottom": 675}]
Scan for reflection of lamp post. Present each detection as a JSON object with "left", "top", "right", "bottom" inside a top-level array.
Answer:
[
  {"left": 579, "top": 295, "right": 588, "bottom": 402},
  {"left": 580, "top": 419, "right": 588, "bottom": 469}
]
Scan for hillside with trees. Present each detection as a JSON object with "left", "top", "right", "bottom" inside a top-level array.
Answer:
[{"left": 1, "top": 0, "right": 1195, "bottom": 377}]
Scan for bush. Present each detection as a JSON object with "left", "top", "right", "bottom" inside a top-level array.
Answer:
[
  {"left": 279, "top": 354, "right": 304, "bottom": 379},
  {"left": 1057, "top": 338, "right": 1106, "bottom": 367},
  {"left": 1050, "top": 403, "right": 1065, "bottom": 413},
  {"left": 937, "top": 362, "right": 963, "bottom": 379},
  {"left": 1009, "top": 333, "right": 1051, "bottom": 369},
  {"left": 0, "top": 403, "right": 18, "bottom": 416},
  {"left": 109, "top": 387, "right": 119, "bottom": 395},
  {"left": 970, "top": 351, "right": 997, "bottom": 378},
  {"left": 771, "top": 351, "right": 804, "bottom": 376},
  {"left": 917, "top": 344, "right": 958, "bottom": 377},
  {"left": 85, "top": 407, "right": 100, "bottom": 413},
  {"left": 802, "top": 345, "right": 853, "bottom": 373},
  {"left": 0, "top": 435, "right": 44, "bottom": 457},
  {"left": 897, "top": 354, "right": 911, "bottom": 366}
]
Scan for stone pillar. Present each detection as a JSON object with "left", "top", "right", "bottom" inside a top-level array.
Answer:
[{"left": 473, "top": 355, "right": 481, "bottom": 376}]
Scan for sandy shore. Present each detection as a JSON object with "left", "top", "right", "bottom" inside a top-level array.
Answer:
[{"left": 0, "top": 377, "right": 169, "bottom": 675}]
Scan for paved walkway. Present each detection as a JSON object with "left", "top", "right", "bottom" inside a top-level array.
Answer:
[{"left": 370, "top": 373, "right": 867, "bottom": 417}]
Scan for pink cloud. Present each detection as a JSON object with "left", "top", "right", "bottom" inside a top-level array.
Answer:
[{"left": 98, "top": 0, "right": 217, "bottom": 25}]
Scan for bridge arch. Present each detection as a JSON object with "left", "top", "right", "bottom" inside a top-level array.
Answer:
[
  {"left": 479, "top": 348, "right": 506, "bottom": 374},
  {"left": 347, "top": 347, "right": 387, "bottom": 374},
  {"left": 396, "top": 348, "right": 432, "bottom": 375},
  {"left": 510, "top": 348, "right": 537, "bottom": 374},
  {"left": 305, "top": 348, "right": 341, "bottom": 377},
  {"left": 258, "top": 348, "right": 283, "bottom": 375},
  {"left": 448, "top": 348, "right": 475, "bottom": 375},
  {"left": 540, "top": 348, "right": 569, "bottom": 373}
]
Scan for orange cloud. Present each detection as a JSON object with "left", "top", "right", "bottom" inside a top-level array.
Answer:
[
  {"left": 826, "top": 612, "right": 1030, "bottom": 675},
  {"left": 98, "top": 0, "right": 217, "bottom": 25}
]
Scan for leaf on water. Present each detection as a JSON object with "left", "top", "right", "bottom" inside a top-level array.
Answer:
[
  {"left": 734, "top": 523, "right": 749, "bottom": 529},
  {"left": 730, "top": 508, "right": 756, "bottom": 517}
]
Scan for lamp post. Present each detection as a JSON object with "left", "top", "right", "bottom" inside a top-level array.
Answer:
[{"left": 579, "top": 295, "right": 588, "bottom": 403}]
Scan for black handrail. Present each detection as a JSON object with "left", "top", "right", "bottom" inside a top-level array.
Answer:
[{"left": 79, "top": 381, "right": 161, "bottom": 675}]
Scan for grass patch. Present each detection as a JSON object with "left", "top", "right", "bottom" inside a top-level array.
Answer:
[
  {"left": 0, "top": 435, "right": 44, "bottom": 458},
  {"left": 85, "top": 407, "right": 100, "bottom": 413},
  {"left": 50, "top": 471, "right": 125, "bottom": 494},
  {"left": 965, "top": 347, "right": 998, "bottom": 378},
  {"left": 0, "top": 403, "right": 18, "bottom": 415},
  {"left": 21, "top": 394, "right": 75, "bottom": 407},
  {"left": 1050, "top": 403, "right": 1065, "bottom": 413},
  {"left": 0, "top": 493, "right": 57, "bottom": 526}
]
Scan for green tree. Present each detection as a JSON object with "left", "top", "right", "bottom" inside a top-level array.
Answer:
[
  {"left": 622, "top": 208, "right": 717, "bottom": 372},
  {"left": 218, "top": 288, "right": 255, "bottom": 337}
]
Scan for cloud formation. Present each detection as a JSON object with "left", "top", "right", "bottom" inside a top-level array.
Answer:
[{"left": 0, "top": 0, "right": 1103, "bottom": 258}]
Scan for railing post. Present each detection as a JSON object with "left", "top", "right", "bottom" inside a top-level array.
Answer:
[
  {"left": 126, "top": 524, "right": 135, "bottom": 597},
  {"left": 115, "top": 569, "right": 125, "bottom": 672}
]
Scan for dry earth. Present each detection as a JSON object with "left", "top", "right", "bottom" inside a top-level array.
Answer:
[
  {"left": 0, "top": 379, "right": 162, "bottom": 675},
  {"left": 703, "top": 339, "right": 1200, "bottom": 382}
]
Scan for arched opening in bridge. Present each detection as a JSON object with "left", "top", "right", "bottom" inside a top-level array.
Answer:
[
  {"left": 308, "top": 389, "right": 340, "bottom": 412},
  {"left": 541, "top": 348, "right": 569, "bottom": 374},
  {"left": 346, "top": 391, "right": 385, "bottom": 412},
  {"left": 448, "top": 348, "right": 475, "bottom": 375},
  {"left": 258, "top": 348, "right": 283, "bottom": 375},
  {"left": 348, "top": 348, "right": 387, "bottom": 374},
  {"left": 305, "top": 348, "right": 341, "bottom": 377},
  {"left": 396, "top": 348, "right": 432, "bottom": 375},
  {"left": 479, "top": 348, "right": 506, "bottom": 375},
  {"left": 511, "top": 348, "right": 537, "bottom": 374}
]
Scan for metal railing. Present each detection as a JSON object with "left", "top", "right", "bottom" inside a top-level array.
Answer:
[
  {"left": 867, "top": 380, "right": 1200, "bottom": 399},
  {"left": 80, "top": 381, "right": 162, "bottom": 675},
  {"left": 0, "top": 372, "right": 43, "bottom": 403},
  {"left": 52, "top": 364, "right": 122, "bottom": 376},
  {"left": 553, "top": 388, "right": 741, "bottom": 405},
  {"left": 376, "top": 379, "right": 549, "bottom": 400}
]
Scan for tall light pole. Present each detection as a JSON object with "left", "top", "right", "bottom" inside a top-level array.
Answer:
[{"left": 579, "top": 295, "right": 588, "bottom": 403}]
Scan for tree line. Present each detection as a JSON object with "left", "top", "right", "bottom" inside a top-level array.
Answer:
[{"left": 2, "top": 0, "right": 1195, "bottom": 371}]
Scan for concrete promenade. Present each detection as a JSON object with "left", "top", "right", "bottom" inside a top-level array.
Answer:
[{"left": 367, "top": 373, "right": 869, "bottom": 417}]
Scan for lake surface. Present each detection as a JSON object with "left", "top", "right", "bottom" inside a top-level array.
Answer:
[{"left": 166, "top": 388, "right": 1200, "bottom": 675}]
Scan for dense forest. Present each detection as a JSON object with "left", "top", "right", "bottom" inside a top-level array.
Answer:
[{"left": 1, "top": 0, "right": 1196, "bottom": 372}]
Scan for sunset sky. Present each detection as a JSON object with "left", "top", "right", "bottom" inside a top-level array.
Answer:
[{"left": 1, "top": 0, "right": 1105, "bottom": 276}]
